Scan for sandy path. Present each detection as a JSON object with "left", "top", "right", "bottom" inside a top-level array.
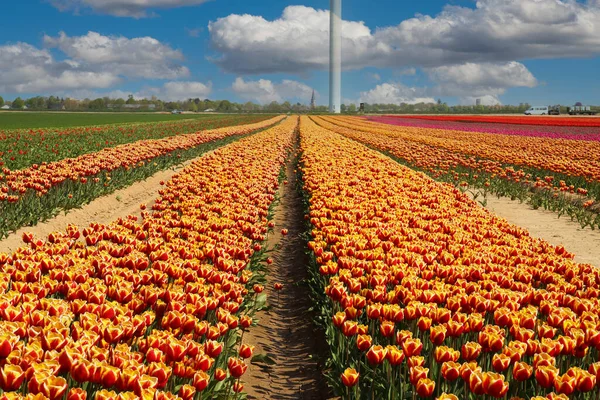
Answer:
[
  {"left": 471, "top": 193, "right": 600, "bottom": 267},
  {"left": 243, "top": 138, "right": 330, "bottom": 400},
  {"left": 0, "top": 157, "right": 199, "bottom": 254}
]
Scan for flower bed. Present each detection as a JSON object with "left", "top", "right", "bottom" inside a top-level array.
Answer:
[
  {"left": 0, "top": 116, "right": 297, "bottom": 400},
  {"left": 299, "top": 115, "right": 600, "bottom": 399}
]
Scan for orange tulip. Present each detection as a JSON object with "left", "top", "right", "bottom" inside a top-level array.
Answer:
[
  {"left": 366, "top": 345, "right": 386, "bottom": 366},
  {"left": 227, "top": 357, "right": 247, "bottom": 379},
  {"left": 416, "top": 378, "right": 435, "bottom": 397},
  {"left": 535, "top": 365, "right": 559, "bottom": 389},
  {"left": 192, "top": 371, "right": 209, "bottom": 392},
  {"left": 483, "top": 372, "right": 509, "bottom": 398},
  {"left": 341, "top": 368, "right": 359, "bottom": 387},
  {"left": 512, "top": 362, "right": 533, "bottom": 382}
]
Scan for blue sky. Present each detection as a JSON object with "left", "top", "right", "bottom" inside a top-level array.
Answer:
[{"left": 1, "top": 0, "right": 600, "bottom": 106}]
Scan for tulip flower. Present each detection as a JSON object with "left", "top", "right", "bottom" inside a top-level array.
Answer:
[
  {"left": 227, "top": 357, "right": 247, "bottom": 379},
  {"left": 239, "top": 344, "right": 255, "bottom": 359},
  {"left": 341, "top": 368, "right": 359, "bottom": 387},
  {"left": 192, "top": 371, "right": 209, "bottom": 392},
  {"left": 512, "top": 361, "right": 533, "bottom": 382},
  {"left": 416, "top": 378, "right": 435, "bottom": 397}
]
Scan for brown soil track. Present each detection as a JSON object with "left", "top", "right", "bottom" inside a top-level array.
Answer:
[{"left": 242, "top": 134, "right": 331, "bottom": 400}]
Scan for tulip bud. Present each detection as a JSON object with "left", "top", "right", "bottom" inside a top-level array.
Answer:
[
  {"left": 239, "top": 344, "right": 255, "bottom": 359},
  {"left": 0, "top": 364, "right": 25, "bottom": 392},
  {"left": 214, "top": 368, "right": 227, "bottom": 381},
  {"left": 512, "top": 362, "right": 533, "bottom": 382},
  {"left": 416, "top": 378, "right": 435, "bottom": 398},
  {"left": 227, "top": 357, "right": 247, "bottom": 379},
  {"left": 192, "top": 371, "right": 209, "bottom": 392},
  {"left": 341, "top": 368, "right": 359, "bottom": 387},
  {"left": 366, "top": 345, "right": 386, "bottom": 366},
  {"left": 178, "top": 385, "right": 195, "bottom": 400}
]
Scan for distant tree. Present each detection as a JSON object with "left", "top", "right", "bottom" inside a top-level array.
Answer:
[
  {"left": 47, "top": 96, "right": 62, "bottom": 110},
  {"left": 0, "top": 96, "right": 4, "bottom": 107},
  {"left": 266, "top": 101, "right": 282, "bottom": 113},
  {"left": 88, "top": 98, "right": 106, "bottom": 110},
  {"left": 113, "top": 98, "right": 126, "bottom": 109},
  {"left": 347, "top": 103, "right": 357, "bottom": 113},
  {"left": 25, "top": 96, "right": 46, "bottom": 109},
  {"left": 187, "top": 102, "right": 198, "bottom": 112},
  {"left": 126, "top": 95, "right": 136, "bottom": 105},
  {"left": 217, "top": 100, "right": 233, "bottom": 112},
  {"left": 340, "top": 104, "right": 347, "bottom": 113},
  {"left": 281, "top": 101, "right": 292, "bottom": 112},
  {"left": 11, "top": 97, "right": 25, "bottom": 109},
  {"left": 63, "top": 98, "right": 80, "bottom": 110}
]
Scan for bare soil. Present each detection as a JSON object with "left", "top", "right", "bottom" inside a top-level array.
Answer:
[
  {"left": 242, "top": 139, "right": 330, "bottom": 400},
  {"left": 472, "top": 194, "right": 600, "bottom": 267}
]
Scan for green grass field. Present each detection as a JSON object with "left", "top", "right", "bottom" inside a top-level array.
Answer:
[{"left": 0, "top": 112, "right": 224, "bottom": 129}]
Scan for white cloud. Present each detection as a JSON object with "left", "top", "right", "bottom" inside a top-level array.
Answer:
[
  {"left": 460, "top": 95, "right": 502, "bottom": 106},
  {"left": 357, "top": 61, "right": 538, "bottom": 105},
  {"left": 427, "top": 62, "right": 538, "bottom": 104},
  {"left": 144, "top": 81, "right": 212, "bottom": 101},
  {"left": 0, "top": 43, "right": 120, "bottom": 94},
  {"left": 44, "top": 31, "right": 189, "bottom": 79},
  {"left": 209, "top": 2, "right": 600, "bottom": 74},
  {"left": 359, "top": 83, "right": 436, "bottom": 105},
  {"left": 209, "top": 6, "right": 381, "bottom": 74},
  {"left": 0, "top": 31, "right": 192, "bottom": 95},
  {"left": 232, "top": 78, "right": 316, "bottom": 104},
  {"left": 65, "top": 81, "right": 212, "bottom": 101},
  {"left": 50, "top": 0, "right": 211, "bottom": 18},
  {"left": 395, "top": 68, "right": 417, "bottom": 76}
]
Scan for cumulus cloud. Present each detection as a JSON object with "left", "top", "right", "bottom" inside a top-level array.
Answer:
[
  {"left": 232, "top": 78, "right": 316, "bottom": 104},
  {"left": 358, "top": 61, "right": 537, "bottom": 105},
  {"left": 209, "top": 6, "right": 381, "bottom": 74},
  {"left": 209, "top": 1, "right": 600, "bottom": 74},
  {"left": 427, "top": 62, "right": 538, "bottom": 104},
  {"left": 359, "top": 83, "right": 436, "bottom": 105},
  {"left": 142, "top": 81, "right": 212, "bottom": 101},
  {"left": 0, "top": 31, "right": 190, "bottom": 95},
  {"left": 44, "top": 32, "right": 188, "bottom": 79},
  {"left": 0, "top": 43, "right": 120, "bottom": 94},
  {"left": 49, "top": 0, "right": 211, "bottom": 18},
  {"left": 65, "top": 81, "right": 212, "bottom": 101}
]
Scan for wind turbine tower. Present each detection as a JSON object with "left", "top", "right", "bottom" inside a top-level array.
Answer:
[{"left": 329, "top": 0, "right": 341, "bottom": 114}]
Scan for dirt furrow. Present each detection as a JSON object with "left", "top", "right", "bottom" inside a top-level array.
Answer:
[{"left": 243, "top": 139, "right": 330, "bottom": 399}]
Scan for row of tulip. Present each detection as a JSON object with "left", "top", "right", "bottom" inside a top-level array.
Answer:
[
  {"left": 313, "top": 116, "right": 600, "bottom": 230},
  {"left": 368, "top": 116, "right": 600, "bottom": 141},
  {"left": 0, "top": 116, "right": 298, "bottom": 400},
  {"left": 392, "top": 115, "right": 600, "bottom": 128},
  {"left": 0, "top": 115, "right": 271, "bottom": 172},
  {"left": 322, "top": 116, "right": 600, "bottom": 186},
  {"left": 298, "top": 115, "right": 600, "bottom": 399},
  {"left": 0, "top": 116, "right": 284, "bottom": 239}
]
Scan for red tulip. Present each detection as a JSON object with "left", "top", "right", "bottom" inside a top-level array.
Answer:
[
  {"left": 416, "top": 378, "right": 435, "bottom": 397},
  {"left": 227, "top": 357, "right": 247, "bottom": 378},
  {"left": 341, "top": 368, "right": 359, "bottom": 387}
]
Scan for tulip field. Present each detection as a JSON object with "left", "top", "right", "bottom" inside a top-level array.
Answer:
[
  {"left": 300, "top": 116, "right": 600, "bottom": 399},
  {"left": 313, "top": 115, "right": 600, "bottom": 231},
  {"left": 0, "top": 112, "right": 600, "bottom": 400},
  {"left": 0, "top": 116, "right": 297, "bottom": 400},
  {"left": 0, "top": 116, "right": 281, "bottom": 239}
]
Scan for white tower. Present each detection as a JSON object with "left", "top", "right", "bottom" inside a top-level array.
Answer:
[{"left": 329, "top": 0, "right": 341, "bottom": 114}]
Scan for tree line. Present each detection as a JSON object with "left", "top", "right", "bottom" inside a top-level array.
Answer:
[{"left": 0, "top": 94, "right": 579, "bottom": 115}]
